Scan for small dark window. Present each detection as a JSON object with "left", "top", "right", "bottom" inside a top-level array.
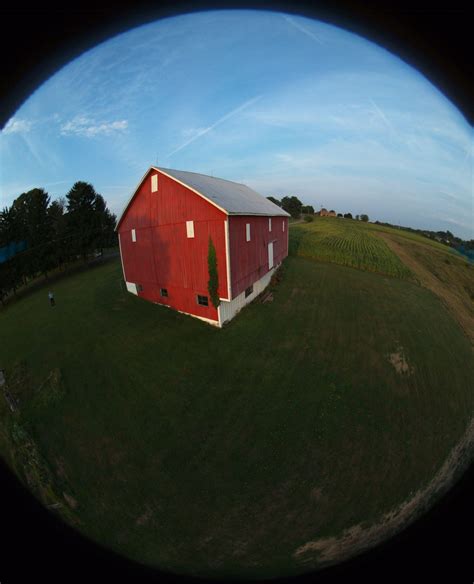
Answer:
[
  {"left": 137, "top": 284, "right": 143, "bottom": 292},
  {"left": 197, "top": 295, "right": 209, "bottom": 306},
  {"left": 245, "top": 285, "right": 253, "bottom": 298},
  {"left": 160, "top": 288, "right": 168, "bottom": 297}
]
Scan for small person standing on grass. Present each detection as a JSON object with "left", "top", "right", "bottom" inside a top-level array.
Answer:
[{"left": 48, "top": 291, "right": 55, "bottom": 307}]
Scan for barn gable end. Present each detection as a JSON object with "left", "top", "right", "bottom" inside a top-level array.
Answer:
[{"left": 117, "top": 167, "right": 289, "bottom": 326}]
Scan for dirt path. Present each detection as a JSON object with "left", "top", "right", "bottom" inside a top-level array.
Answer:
[{"left": 377, "top": 233, "right": 474, "bottom": 345}]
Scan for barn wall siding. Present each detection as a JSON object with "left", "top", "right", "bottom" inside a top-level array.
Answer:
[
  {"left": 137, "top": 282, "right": 219, "bottom": 323},
  {"left": 118, "top": 168, "right": 288, "bottom": 326},
  {"left": 118, "top": 170, "right": 228, "bottom": 323},
  {"left": 228, "top": 215, "right": 288, "bottom": 298},
  {"left": 218, "top": 265, "right": 277, "bottom": 325}
]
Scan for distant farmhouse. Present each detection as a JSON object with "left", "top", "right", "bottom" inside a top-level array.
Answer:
[
  {"left": 116, "top": 167, "right": 290, "bottom": 327},
  {"left": 316, "top": 208, "right": 336, "bottom": 217}
]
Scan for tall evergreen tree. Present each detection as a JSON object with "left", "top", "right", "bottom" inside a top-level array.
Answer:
[
  {"left": 207, "top": 237, "right": 220, "bottom": 308},
  {"left": 66, "top": 181, "right": 99, "bottom": 260},
  {"left": 0, "top": 204, "right": 29, "bottom": 293},
  {"left": 48, "top": 198, "right": 68, "bottom": 268},
  {"left": 93, "top": 194, "right": 117, "bottom": 253},
  {"left": 0, "top": 206, "right": 19, "bottom": 245},
  {"left": 8, "top": 188, "right": 52, "bottom": 279}
]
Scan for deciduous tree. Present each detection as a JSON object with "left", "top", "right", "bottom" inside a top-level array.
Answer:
[
  {"left": 267, "top": 196, "right": 282, "bottom": 207},
  {"left": 281, "top": 196, "right": 303, "bottom": 219}
]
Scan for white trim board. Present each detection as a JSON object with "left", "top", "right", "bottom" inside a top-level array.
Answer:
[{"left": 118, "top": 233, "right": 127, "bottom": 281}]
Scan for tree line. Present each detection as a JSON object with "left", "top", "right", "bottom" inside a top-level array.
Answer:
[
  {"left": 267, "top": 195, "right": 311, "bottom": 218},
  {"left": 0, "top": 182, "right": 117, "bottom": 304},
  {"left": 267, "top": 195, "right": 368, "bottom": 222},
  {"left": 373, "top": 221, "right": 474, "bottom": 258}
]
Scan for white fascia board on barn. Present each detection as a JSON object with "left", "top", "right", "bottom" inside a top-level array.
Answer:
[
  {"left": 224, "top": 219, "right": 232, "bottom": 300},
  {"left": 118, "top": 233, "right": 127, "bottom": 281}
]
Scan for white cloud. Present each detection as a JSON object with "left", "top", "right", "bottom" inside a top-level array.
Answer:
[
  {"left": 2, "top": 117, "right": 33, "bottom": 134},
  {"left": 60, "top": 116, "right": 128, "bottom": 137}
]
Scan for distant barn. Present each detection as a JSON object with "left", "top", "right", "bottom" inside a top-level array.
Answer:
[{"left": 116, "top": 167, "right": 290, "bottom": 326}]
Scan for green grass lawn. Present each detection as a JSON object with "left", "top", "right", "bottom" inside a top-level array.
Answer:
[{"left": 1, "top": 253, "right": 473, "bottom": 579}]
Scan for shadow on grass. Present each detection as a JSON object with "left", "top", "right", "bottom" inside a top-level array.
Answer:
[{"left": 0, "top": 250, "right": 120, "bottom": 311}]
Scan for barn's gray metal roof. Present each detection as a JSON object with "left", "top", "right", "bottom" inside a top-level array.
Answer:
[
  {"left": 115, "top": 166, "right": 289, "bottom": 230},
  {"left": 156, "top": 167, "right": 290, "bottom": 217}
]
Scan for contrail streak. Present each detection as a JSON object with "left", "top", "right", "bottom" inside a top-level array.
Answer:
[
  {"left": 166, "top": 95, "right": 263, "bottom": 158},
  {"left": 369, "top": 98, "right": 396, "bottom": 134},
  {"left": 282, "top": 15, "right": 324, "bottom": 45}
]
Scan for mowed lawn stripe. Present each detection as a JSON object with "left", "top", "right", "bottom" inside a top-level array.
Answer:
[{"left": 0, "top": 257, "right": 472, "bottom": 579}]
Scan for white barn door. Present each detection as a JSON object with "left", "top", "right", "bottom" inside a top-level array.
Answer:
[{"left": 268, "top": 241, "right": 274, "bottom": 269}]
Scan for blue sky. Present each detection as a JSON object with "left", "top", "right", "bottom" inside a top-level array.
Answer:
[{"left": 1, "top": 10, "right": 472, "bottom": 238}]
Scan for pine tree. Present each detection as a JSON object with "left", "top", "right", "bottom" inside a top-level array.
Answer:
[{"left": 207, "top": 237, "right": 220, "bottom": 308}]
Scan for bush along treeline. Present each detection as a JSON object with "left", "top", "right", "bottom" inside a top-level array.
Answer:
[{"left": 0, "top": 182, "right": 117, "bottom": 304}]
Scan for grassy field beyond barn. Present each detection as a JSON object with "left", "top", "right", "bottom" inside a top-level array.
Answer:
[
  {"left": 290, "top": 218, "right": 413, "bottom": 278},
  {"left": 291, "top": 217, "right": 474, "bottom": 343},
  {"left": 289, "top": 217, "right": 460, "bottom": 277},
  {"left": 0, "top": 233, "right": 473, "bottom": 578}
]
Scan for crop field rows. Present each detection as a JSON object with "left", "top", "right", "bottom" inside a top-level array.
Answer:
[{"left": 290, "top": 219, "right": 413, "bottom": 279}]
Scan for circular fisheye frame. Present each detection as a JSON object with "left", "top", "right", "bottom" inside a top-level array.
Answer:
[{"left": 0, "top": 8, "right": 472, "bottom": 583}]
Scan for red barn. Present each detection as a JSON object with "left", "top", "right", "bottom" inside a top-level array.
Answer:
[{"left": 116, "top": 167, "right": 290, "bottom": 326}]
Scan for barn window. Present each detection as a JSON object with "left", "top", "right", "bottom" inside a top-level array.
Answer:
[
  {"left": 137, "top": 284, "right": 143, "bottom": 292},
  {"left": 160, "top": 288, "right": 168, "bottom": 297},
  {"left": 245, "top": 285, "right": 253, "bottom": 298},
  {"left": 246, "top": 223, "right": 251, "bottom": 242},
  {"left": 186, "top": 221, "right": 195, "bottom": 238},
  {"left": 269, "top": 217, "right": 272, "bottom": 232},
  {"left": 282, "top": 220, "right": 285, "bottom": 232},
  {"left": 197, "top": 295, "right": 209, "bottom": 306},
  {"left": 131, "top": 229, "right": 137, "bottom": 242},
  {"left": 151, "top": 174, "right": 158, "bottom": 192}
]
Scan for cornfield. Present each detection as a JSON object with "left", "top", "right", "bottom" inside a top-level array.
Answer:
[{"left": 289, "top": 218, "right": 412, "bottom": 279}]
